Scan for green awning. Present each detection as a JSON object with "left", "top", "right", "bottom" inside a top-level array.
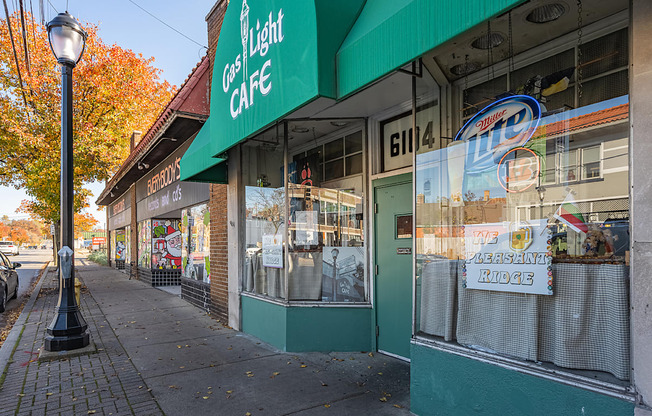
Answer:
[
  {"left": 336, "top": 0, "right": 524, "bottom": 98},
  {"left": 181, "top": 0, "right": 364, "bottom": 182},
  {"left": 180, "top": 119, "right": 227, "bottom": 183}
]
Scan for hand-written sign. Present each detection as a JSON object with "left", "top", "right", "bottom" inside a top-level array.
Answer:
[
  {"left": 262, "top": 233, "right": 283, "bottom": 268},
  {"left": 463, "top": 219, "right": 552, "bottom": 295}
]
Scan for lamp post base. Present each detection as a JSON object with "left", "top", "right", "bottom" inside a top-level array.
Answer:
[
  {"left": 44, "top": 246, "right": 90, "bottom": 352},
  {"left": 44, "top": 330, "right": 90, "bottom": 351}
]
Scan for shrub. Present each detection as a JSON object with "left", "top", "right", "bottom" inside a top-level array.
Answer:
[{"left": 87, "top": 250, "right": 108, "bottom": 266}]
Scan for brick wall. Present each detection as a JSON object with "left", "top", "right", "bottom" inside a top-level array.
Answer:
[
  {"left": 130, "top": 184, "right": 138, "bottom": 280},
  {"left": 206, "top": 0, "right": 229, "bottom": 322},
  {"left": 206, "top": 0, "right": 228, "bottom": 88},
  {"left": 209, "top": 183, "right": 228, "bottom": 321}
]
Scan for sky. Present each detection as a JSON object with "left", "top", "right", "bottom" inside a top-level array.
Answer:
[{"left": 0, "top": 0, "right": 216, "bottom": 227}]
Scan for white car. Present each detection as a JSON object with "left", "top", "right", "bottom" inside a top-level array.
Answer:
[{"left": 0, "top": 241, "right": 19, "bottom": 256}]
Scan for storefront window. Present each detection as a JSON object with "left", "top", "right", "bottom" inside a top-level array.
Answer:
[
  {"left": 243, "top": 136, "right": 286, "bottom": 299},
  {"left": 242, "top": 121, "right": 367, "bottom": 303},
  {"left": 110, "top": 230, "right": 116, "bottom": 261},
  {"left": 416, "top": 8, "right": 630, "bottom": 383},
  {"left": 138, "top": 220, "right": 151, "bottom": 268},
  {"left": 124, "top": 225, "right": 131, "bottom": 264},
  {"left": 151, "top": 219, "right": 182, "bottom": 270},
  {"left": 181, "top": 204, "right": 210, "bottom": 283}
]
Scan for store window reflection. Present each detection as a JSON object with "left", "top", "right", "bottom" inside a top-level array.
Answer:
[
  {"left": 416, "top": 20, "right": 630, "bottom": 382},
  {"left": 242, "top": 121, "right": 367, "bottom": 303}
]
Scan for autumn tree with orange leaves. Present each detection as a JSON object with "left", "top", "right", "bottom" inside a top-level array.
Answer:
[{"left": 0, "top": 12, "right": 174, "bottom": 224}]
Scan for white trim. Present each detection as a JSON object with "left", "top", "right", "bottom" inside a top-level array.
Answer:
[
  {"left": 240, "top": 291, "right": 372, "bottom": 308},
  {"left": 378, "top": 349, "right": 411, "bottom": 363}
]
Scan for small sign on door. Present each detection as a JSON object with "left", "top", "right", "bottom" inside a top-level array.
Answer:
[{"left": 396, "top": 248, "right": 412, "bottom": 255}]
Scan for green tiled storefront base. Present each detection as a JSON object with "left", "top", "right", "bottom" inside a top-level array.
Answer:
[
  {"left": 241, "top": 295, "right": 372, "bottom": 352},
  {"left": 410, "top": 343, "right": 634, "bottom": 416}
]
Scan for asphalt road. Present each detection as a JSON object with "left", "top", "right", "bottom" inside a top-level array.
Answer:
[{"left": 3, "top": 249, "right": 51, "bottom": 311}]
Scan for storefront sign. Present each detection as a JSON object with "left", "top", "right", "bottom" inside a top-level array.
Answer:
[
  {"left": 454, "top": 95, "right": 541, "bottom": 175},
  {"left": 381, "top": 105, "right": 438, "bottom": 172},
  {"left": 136, "top": 142, "right": 210, "bottom": 221},
  {"left": 222, "top": 0, "right": 284, "bottom": 119},
  {"left": 262, "top": 233, "right": 283, "bottom": 268},
  {"left": 463, "top": 219, "right": 552, "bottom": 295},
  {"left": 147, "top": 157, "right": 181, "bottom": 196},
  {"left": 108, "top": 188, "right": 132, "bottom": 230}
]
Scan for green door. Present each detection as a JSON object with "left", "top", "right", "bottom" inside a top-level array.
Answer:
[{"left": 374, "top": 175, "right": 412, "bottom": 360}]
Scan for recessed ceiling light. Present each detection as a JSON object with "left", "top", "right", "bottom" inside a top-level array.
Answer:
[
  {"left": 330, "top": 121, "right": 349, "bottom": 127},
  {"left": 526, "top": 3, "right": 566, "bottom": 24},
  {"left": 450, "top": 62, "right": 481, "bottom": 76},
  {"left": 291, "top": 126, "right": 309, "bottom": 133},
  {"left": 471, "top": 32, "right": 505, "bottom": 50}
]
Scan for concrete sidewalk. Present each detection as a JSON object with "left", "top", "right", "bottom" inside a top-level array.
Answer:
[{"left": 0, "top": 260, "right": 411, "bottom": 415}]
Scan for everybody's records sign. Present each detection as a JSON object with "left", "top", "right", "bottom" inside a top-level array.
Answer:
[{"left": 463, "top": 219, "right": 553, "bottom": 295}]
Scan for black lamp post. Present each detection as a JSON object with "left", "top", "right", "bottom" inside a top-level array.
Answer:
[{"left": 44, "top": 12, "right": 90, "bottom": 352}]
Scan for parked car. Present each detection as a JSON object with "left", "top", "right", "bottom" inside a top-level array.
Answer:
[
  {"left": 0, "top": 241, "right": 19, "bottom": 256},
  {"left": 0, "top": 251, "right": 20, "bottom": 312}
]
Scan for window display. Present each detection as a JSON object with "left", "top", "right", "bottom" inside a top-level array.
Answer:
[
  {"left": 152, "top": 219, "right": 182, "bottom": 269},
  {"left": 181, "top": 204, "right": 210, "bottom": 283},
  {"left": 416, "top": 17, "right": 630, "bottom": 381},
  {"left": 138, "top": 220, "right": 151, "bottom": 268},
  {"left": 242, "top": 121, "right": 367, "bottom": 303}
]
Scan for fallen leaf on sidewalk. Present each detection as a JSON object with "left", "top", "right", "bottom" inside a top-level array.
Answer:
[
  {"left": 379, "top": 397, "right": 387, "bottom": 402},
  {"left": 324, "top": 404, "right": 331, "bottom": 408},
  {"left": 245, "top": 413, "right": 251, "bottom": 416},
  {"left": 46, "top": 393, "right": 53, "bottom": 396},
  {"left": 393, "top": 404, "right": 403, "bottom": 408},
  {"left": 88, "top": 411, "right": 96, "bottom": 414},
  {"left": 300, "top": 365, "right": 307, "bottom": 368},
  {"left": 203, "top": 396, "right": 209, "bottom": 400},
  {"left": 368, "top": 352, "right": 374, "bottom": 357}
]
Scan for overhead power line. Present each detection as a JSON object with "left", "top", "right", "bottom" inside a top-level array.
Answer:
[
  {"left": 2, "top": 0, "right": 29, "bottom": 110},
  {"left": 18, "top": 0, "right": 31, "bottom": 75},
  {"left": 127, "top": 0, "right": 207, "bottom": 49}
]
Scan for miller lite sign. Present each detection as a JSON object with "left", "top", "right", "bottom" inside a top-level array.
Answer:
[{"left": 454, "top": 95, "right": 541, "bottom": 174}]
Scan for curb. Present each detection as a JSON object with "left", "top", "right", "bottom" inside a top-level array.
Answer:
[{"left": 0, "top": 261, "right": 51, "bottom": 377}]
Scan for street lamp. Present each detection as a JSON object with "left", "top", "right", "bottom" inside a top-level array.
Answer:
[{"left": 44, "top": 12, "right": 90, "bottom": 352}]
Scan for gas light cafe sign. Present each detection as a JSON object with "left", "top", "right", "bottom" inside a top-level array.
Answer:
[
  {"left": 222, "top": 0, "right": 285, "bottom": 119},
  {"left": 455, "top": 95, "right": 551, "bottom": 295}
]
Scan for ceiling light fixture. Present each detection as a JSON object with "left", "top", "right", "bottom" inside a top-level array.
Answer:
[
  {"left": 471, "top": 32, "right": 505, "bottom": 49},
  {"left": 291, "top": 126, "right": 310, "bottom": 133},
  {"left": 138, "top": 162, "right": 150, "bottom": 170},
  {"left": 526, "top": 3, "right": 566, "bottom": 24},
  {"left": 450, "top": 62, "right": 481, "bottom": 76},
  {"left": 330, "top": 121, "right": 349, "bottom": 127}
]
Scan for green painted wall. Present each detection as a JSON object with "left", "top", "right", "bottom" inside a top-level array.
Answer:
[
  {"left": 242, "top": 296, "right": 372, "bottom": 352},
  {"left": 241, "top": 296, "right": 288, "bottom": 350},
  {"left": 410, "top": 344, "right": 634, "bottom": 416},
  {"left": 287, "top": 307, "right": 372, "bottom": 352}
]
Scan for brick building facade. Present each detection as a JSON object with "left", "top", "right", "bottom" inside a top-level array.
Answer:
[{"left": 204, "top": 0, "right": 229, "bottom": 322}]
